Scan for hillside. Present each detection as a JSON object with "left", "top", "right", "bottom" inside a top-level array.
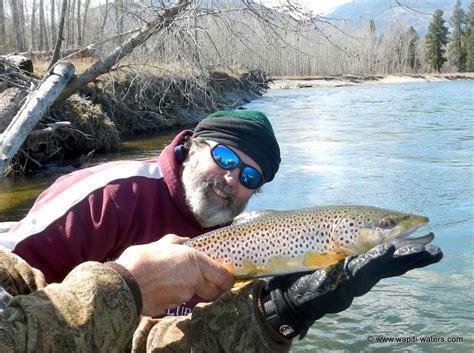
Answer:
[{"left": 327, "top": 0, "right": 470, "bottom": 34}]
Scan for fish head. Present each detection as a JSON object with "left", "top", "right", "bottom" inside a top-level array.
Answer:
[{"left": 333, "top": 206, "right": 430, "bottom": 256}]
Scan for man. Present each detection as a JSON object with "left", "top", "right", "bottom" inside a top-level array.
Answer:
[
  {"left": 0, "top": 109, "right": 443, "bottom": 351},
  {"left": 2, "top": 110, "right": 279, "bottom": 291},
  {"left": 2, "top": 109, "right": 280, "bottom": 315}
]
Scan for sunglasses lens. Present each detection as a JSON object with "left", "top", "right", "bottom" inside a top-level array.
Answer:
[
  {"left": 212, "top": 145, "right": 240, "bottom": 169},
  {"left": 211, "top": 144, "right": 263, "bottom": 189},
  {"left": 240, "top": 166, "right": 263, "bottom": 189}
]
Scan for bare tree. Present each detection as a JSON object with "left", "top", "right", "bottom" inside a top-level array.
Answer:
[
  {"left": 18, "top": 0, "right": 28, "bottom": 49},
  {"left": 115, "top": 0, "right": 124, "bottom": 35},
  {"left": 48, "top": 0, "right": 68, "bottom": 69},
  {"left": 76, "top": 0, "right": 82, "bottom": 46},
  {"left": 97, "top": 0, "right": 110, "bottom": 41},
  {"left": 0, "top": 0, "right": 5, "bottom": 50},
  {"left": 57, "top": 0, "right": 193, "bottom": 102},
  {"left": 9, "top": 0, "right": 26, "bottom": 51},
  {"left": 50, "top": 0, "right": 57, "bottom": 43},
  {"left": 81, "top": 0, "right": 90, "bottom": 46},
  {"left": 39, "top": 0, "right": 49, "bottom": 51},
  {"left": 30, "top": 0, "right": 38, "bottom": 51}
]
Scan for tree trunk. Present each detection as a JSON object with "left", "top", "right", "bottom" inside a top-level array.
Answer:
[
  {"left": 115, "top": 0, "right": 124, "bottom": 35},
  {"left": 67, "top": 0, "right": 74, "bottom": 47},
  {"left": 30, "top": 0, "right": 37, "bottom": 51},
  {"left": 48, "top": 0, "right": 68, "bottom": 70},
  {"left": 10, "top": 0, "right": 26, "bottom": 51},
  {"left": 98, "top": 0, "right": 109, "bottom": 41},
  {"left": 50, "top": 0, "right": 56, "bottom": 43},
  {"left": 81, "top": 0, "right": 90, "bottom": 46},
  {"left": 0, "top": 0, "right": 5, "bottom": 49},
  {"left": 76, "top": 0, "right": 82, "bottom": 46},
  {"left": 39, "top": 0, "right": 48, "bottom": 51},
  {"left": 0, "top": 62, "right": 75, "bottom": 178},
  {"left": 18, "top": 0, "right": 27, "bottom": 49}
]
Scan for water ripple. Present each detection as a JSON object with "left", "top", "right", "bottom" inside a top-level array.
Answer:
[{"left": 245, "top": 81, "right": 473, "bottom": 352}]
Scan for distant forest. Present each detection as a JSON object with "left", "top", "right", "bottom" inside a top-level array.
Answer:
[{"left": 1, "top": 0, "right": 473, "bottom": 76}]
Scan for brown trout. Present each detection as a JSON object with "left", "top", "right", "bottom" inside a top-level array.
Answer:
[{"left": 185, "top": 205, "right": 434, "bottom": 279}]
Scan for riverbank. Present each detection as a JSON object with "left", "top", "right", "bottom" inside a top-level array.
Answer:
[
  {"left": 1, "top": 60, "right": 269, "bottom": 176},
  {"left": 268, "top": 73, "right": 474, "bottom": 89}
]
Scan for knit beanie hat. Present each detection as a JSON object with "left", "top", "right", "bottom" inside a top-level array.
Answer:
[{"left": 193, "top": 110, "right": 281, "bottom": 183}]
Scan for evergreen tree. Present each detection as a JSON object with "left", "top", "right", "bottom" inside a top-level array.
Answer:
[
  {"left": 407, "top": 26, "right": 420, "bottom": 70},
  {"left": 425, "top": 9, "right": 449, "bottom": 73},
  {"left": 369, "top": 19, "right": 376, "bottom": 37},
  {"left": 448, "top": 0, "right": 467, "bottom": 71},
  {"left": 465, "top": 1, "right": 474, "bottom": 71}
]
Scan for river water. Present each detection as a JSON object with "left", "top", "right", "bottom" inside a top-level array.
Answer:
[
  {"left": 245, "top": 81, "right": 473, "bottom": 352},
  {"left": 0, "top": 80, "right": 473, "bottom": 351}
]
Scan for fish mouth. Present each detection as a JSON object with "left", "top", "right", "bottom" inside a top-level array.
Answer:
[
  {"left": 390, "top": 223, "right": 435, "bottom": 248},
  {"left": 385, "top": 215, "right": 434, "bottom": 248}
]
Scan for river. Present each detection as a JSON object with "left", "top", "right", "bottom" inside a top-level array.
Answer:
[{"left": 1, "top": 80, "right": 473, "bottom": 351}]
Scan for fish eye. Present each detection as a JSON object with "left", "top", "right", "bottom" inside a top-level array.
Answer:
[{"left": 380, "top": 217, "right": 396, "bottom": 229}]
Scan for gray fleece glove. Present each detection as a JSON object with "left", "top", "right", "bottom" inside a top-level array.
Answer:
[{"left": 260, "top": 243, "right": 443, "bottom": 339}]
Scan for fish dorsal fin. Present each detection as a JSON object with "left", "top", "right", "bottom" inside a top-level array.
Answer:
[
  {"left": 303, "top": 251, "right": 346, "bottom": 268},
  {"left": 232, "top": 210, "right": 279, "bottom": 225}
]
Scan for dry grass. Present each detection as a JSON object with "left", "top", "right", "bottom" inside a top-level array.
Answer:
[{"left": 33, "top": 58, "right": 95, "bottom": 78}]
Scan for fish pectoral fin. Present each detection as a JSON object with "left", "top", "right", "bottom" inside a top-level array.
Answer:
[
  {"left": 233, "top": 279, "right": 254, "bottom": 288},
  {"left": 234, "top": 260, "right": 261, "bottom": 278},
  {"left": 303, "top": 251, "right": 346, "bottom": 268}
]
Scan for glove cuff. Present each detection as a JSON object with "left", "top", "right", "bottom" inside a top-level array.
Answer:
[
  {"left": 260, "top": 280, "right": 312, "bottom": 340},
  {"left": 260, "top": 289, "right": 300, "bottom": 339}
]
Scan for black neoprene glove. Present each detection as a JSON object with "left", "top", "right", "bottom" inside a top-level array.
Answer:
[{"left": 259, "top": 243, "right": 443, "bottom": 340}]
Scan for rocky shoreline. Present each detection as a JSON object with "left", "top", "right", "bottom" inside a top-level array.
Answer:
[{"left": 268, "top": 73, "right": 474, "bottom": 89}]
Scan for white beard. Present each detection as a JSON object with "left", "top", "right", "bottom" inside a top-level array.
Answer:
[{"left": 181, "top": 157, "right": 248, "bottom": 228}]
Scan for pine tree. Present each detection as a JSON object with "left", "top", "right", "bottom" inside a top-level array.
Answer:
[
  {"left": 407, "top": 26, "right": 420, "bottom": 70},
  {"left": 448, "top": 0, "right": 467, "bottom": 71},
  {"left": 425, "top": 9, "right": 449, "bottom": 73},
  {"left": 465, "top": 1, "right": 474, "bottom": 71}
]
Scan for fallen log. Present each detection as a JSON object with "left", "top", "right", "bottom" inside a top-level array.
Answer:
[
  {"left": 0, "top": 62, "right": 75, "bottom": 178},
  {"left": 0, "top": 54, "right": 34, "bottom": 74}
]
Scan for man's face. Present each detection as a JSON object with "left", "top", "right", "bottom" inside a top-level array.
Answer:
[{"left": 182, "top": 140, "right": 262, "bottom": 228}]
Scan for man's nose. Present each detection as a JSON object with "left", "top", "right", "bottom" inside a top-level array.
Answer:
[{"left": 224, "top": 168, "right": 240, "bottom": 187}]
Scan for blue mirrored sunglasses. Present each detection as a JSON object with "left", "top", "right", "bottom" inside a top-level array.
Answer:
[{"left": 210, "top": 144, "right": 264, "bottom": 189}]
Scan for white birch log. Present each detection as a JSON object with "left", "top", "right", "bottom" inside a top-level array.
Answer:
[{"left": 0, "top": 62, "right": 75, "bottom": 178}]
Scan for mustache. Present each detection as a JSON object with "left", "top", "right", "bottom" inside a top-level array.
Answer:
[{"left": 205, "top": 177, "right": 235, "bottom": 200}]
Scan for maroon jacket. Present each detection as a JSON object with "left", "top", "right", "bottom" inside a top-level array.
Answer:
[{"left": 4, "top": 131, "right": 210, "bottom": 289}]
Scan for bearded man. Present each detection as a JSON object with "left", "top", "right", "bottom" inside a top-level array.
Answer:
[
  {"left": 0, "top": 110, "right": 443, "bottom": 352},
  {"left": 2, "top": 110, "right": 280, "bottom": 314}
]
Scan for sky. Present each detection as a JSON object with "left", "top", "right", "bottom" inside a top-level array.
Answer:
[
  {"left": 76, "top": 1, "right": 354, "bottom": 16},
  {"left": 261, "top": 0, "right": 352, "bottom": 15}
]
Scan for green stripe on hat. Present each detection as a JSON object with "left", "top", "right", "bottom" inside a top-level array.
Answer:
[{"left": 207, "top": 110, "right": 275, "bottom": 134}]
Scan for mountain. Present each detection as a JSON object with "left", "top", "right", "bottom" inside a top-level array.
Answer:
[{"left": 326, "top": 0, "right": 470, "bottom": 35}]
